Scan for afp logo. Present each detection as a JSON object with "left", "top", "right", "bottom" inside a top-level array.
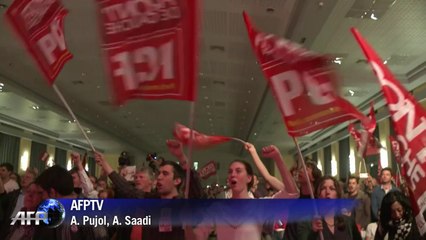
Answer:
[
  {"left": 11, "top": 199, "right": 66, "bottom": 228},
  {"left": 11, "top": 211, "right": 47, "bottom": 225}
]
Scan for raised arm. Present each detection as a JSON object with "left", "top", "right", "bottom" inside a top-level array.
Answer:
[
  {"left": 166, "top": 139, "right": 188, "bottom": 170},
  {"left": 94, "top": 152, "right": 145, "bottom": 198},
  {"left": 262, "top": 145, "right": 299, "bottom": 195},
  {"left": 72, "top": 153, "right": 98, "bottom": 198},
  {"left": 245, "top": 142, "right": 284, "bottom": 191}
]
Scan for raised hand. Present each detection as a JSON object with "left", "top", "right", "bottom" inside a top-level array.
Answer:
[
  {"left": 166, "top": 139, "right": 184, "bottom": 158},
  {"left": 262, "top": 145, "right": 281, "bottom": 159},
  {"left": 71, "top": 152, "right": 82, "bottom": 169},
  {"left": 244, "top": 142, "right": 257, "bottom": 154},
  {"left": 94, "top": 152, "right": 114, "bottom": 175}
]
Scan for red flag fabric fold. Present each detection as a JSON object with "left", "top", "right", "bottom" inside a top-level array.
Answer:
[
  {"left": 95, "top": 0, "right": 199, "bottom": 104},
  {"left": 352, "top": 28, "right": 426, "bottom": 235},
  {"left": 243, "top": 12, "right": 369, "bottom": 137},
  {"left": 174, "top": 123, "right": 231, "bottom": 149},
  {"left": 5, "top": 0, "right": 73, "bottom": 84}
]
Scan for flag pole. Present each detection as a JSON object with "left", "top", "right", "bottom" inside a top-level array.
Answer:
[
  {"left": 184, "top": 101, "right": 196, "bottom": 199},
  {"left": 52, "top": 84, "right": 96, "bottom": 153},
  {"left": 292, "top": 137, "right": 324, "bottom": 240}
]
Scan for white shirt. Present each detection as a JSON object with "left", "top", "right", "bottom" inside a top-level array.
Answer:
[
  {"left": 3, "top": 179, "right": 19, "bottom": 193},
  {"left": 193, "top": 190, "right": 299, "bottom": 240},
  {"left": 366, "top": 222, "right": 388, "bottom": 240}
]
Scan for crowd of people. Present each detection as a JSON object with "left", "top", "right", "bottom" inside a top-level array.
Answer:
[{"left": 0, "top": 141, "right": 424, "bottom": 240}]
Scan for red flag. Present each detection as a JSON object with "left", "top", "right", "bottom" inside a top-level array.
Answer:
[
  {"left": 198, "top": 161, "right": 217, "bottom": 180},
  {"left": 174, "top": 123, "right": 231, "bottom": 148},
  {"left": 352, "top": 28, "right": 426, "bottom": 235},
  {"left": 366, "top": 102, "right": 377, "bottom": 134},
  {"left": 348, "top": 123, "right": 381, "bottom": 157},
  {"left": 95, "top": 0, "right": 199, "bottom": 105},
  {"left": 389, "top": 135, "right": 408, "bottom": 180},
  {"left": 5, "top": 0, "right": 72, "bottom": 84},
  {"left": 243, "top": 12, "right": 369, "bottom": 137}
]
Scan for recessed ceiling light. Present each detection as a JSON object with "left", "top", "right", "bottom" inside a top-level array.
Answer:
[
  {"left": 370, "top": 13, "right": 378, "bottom": 20},
  {"left": 348, "top": 89, "right": 355, "bottom": 96},
  {"left": 209, "top": 118, "right": 212, "bottom": 121},
  {"left": 254, "top": 132, "right": 257, "bottom": 136},
  {"left": 204, "top": 96, "right": 208, "bottom": 100},
  {"left": 0, "top": 83, "right": 4, "bottom": 86},
  {"left": 32, "top": 105, "right": 40, "bottom": 110},
  {"left": 251, "top": 77, "right": 254, "bottom": 81},
  {"left": 96, "top": 85, "right": 101, "bottom": 89}
]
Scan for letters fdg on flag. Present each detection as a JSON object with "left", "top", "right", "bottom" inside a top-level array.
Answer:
[
  {"left": 5, "top": 0, "right": 73, "bottom": 84},
  {"left": 95, "top": 0, "right": 199, "bottom": 104},
  {"left": 242, "top": 12, "right": 368, "bottom": 137},
  {"left": 352, "top": 28, "right": 426, "bottom": 235}
]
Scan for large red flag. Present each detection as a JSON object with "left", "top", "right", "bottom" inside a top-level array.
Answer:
[
  {"left": 95, "top": 0, "right": 199, "bottom": 104},
  {"left": 352, "top": 28, "right": 426, "bottom": 234},
  {"left": 5, "top": 0, "right": 73, "bottom": 84},
  {"left": 174, "top": 123, "right": 231, "bottom": 148},
  {"left": 243, "top": 12, "right": 369, "bottom": 137}
]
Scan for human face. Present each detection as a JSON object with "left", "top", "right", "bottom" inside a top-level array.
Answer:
[
  {"left": 364, "top": 177, "right": 374, "bottom": 190},
  {"left": 318, "top": 179, "right": 337, "bottom": 199},
  {"left": 98, "top": 191, "right": 108, "bottom": 199},
  {"left": 156, "top": 165, "right": 180, "bottom": 197},
  {"left": 21, "top": 171, "right": 36, "bottom": 189},
  {"left": 391, "top": 201, "right": 404, "bottom": 222},
  {"left": 97, "top": 180, "right": 107, "bottom": 190},
  {"left": 298, "top": 166, "right": 313, "bottom": 184},
  {"left": 227, "top": 162, "right": 252, "bottom": 194},
  {"left": 0, "top": 166, "right": 10, "bottom": 179},
  {"left": 24, "top": 184, "right": 45, "bottom": 210},
  {"left": 381, "top": 170, "right": 392, "bottom": 184},
  {"left": 71, "top": 172, "right": 81, "bottom": 187},
  {"left": 134, "top": 172, "right": 153, "bottom": 192},
  {"left": 347, "top": 178, "right": 359, "bottom": 195}
]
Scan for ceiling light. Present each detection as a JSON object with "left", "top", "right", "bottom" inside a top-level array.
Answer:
[
  {"left": 254, "top": 132, "right": 257, "bottom": 136},
  {"left": 245, "top": 100, "right": 249, "bottom": 104},
  {"left": 81, "top": 72, "right": 86, "bottom": 77},
  {"left": 383, "top": 60, "right": 388, "bottom": 64},
  {"left": 206, "top": 105, "right": 210, "bottom": 109},
  {"left": 333, "top": 57, "right": 343, "bottom": 65},
  {"left": 86, "top": 129, "right": 92, "bottom": 133},
  {"left": 207, "top": 112, "right": 211, "bottom": 115},
  {"left": 0, "top": 83, "right": 4, "bottom": 86},
  {"left": 96, "top": 85, "right": 101, "bottom": 89},
  {"left": 348, "top": 89, "right": 355, "bottom": 96},
  {"left": 251, "top": 77, "right": 254, "bottom": 81},
  {"left": 204, "top": 96, "right": 208, "bottom": 100},
  {"left": 32, "top": 105, "right": 40, "bottom": 110},
  {"left": 209, "top": 118, "right": 212, "bottom": 121},
  {"left": 248, "top": 90, "right": 251, "bottom": 94},
  {"left": 370, "top": 13, "right": 378, "bottom": 20},
  {"left": 68, "top": 120, "right": 76, "bottom": 123}
]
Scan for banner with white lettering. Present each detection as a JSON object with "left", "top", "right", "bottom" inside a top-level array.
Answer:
[
  {"left": 198, "top": 161, "right": 217, "bottom": 180},
  {"left": 5, "top": 0, "right": 73, "bottom": 84},
  {"left": 243, "top": 12, "right": 368, "bottom": 137},
  {"left": 95, "top": 0, "right": 199, "bottom": 104},
  {"left": 352, "top": 28, "right": 426, "bottom": 235}
]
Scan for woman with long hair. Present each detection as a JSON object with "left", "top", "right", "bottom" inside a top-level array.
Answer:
[
  {"left": 375, "top": 191, "right": 421, "bottom": 240},
  {"left": 298, "top": 176, "right": 362, "bottom": 240}
]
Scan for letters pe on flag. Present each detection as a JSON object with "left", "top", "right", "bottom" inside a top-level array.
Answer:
[
  {"left": 5, "top": 0, "right": 73, "bottom": 84},
  {"left": 243, "top": 12, "right": 368, "bottom": 137}
]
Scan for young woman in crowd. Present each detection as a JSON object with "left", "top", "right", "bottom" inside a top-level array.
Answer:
[
  {"left": 375, "top": 191, "right": 422, "bottom": 240},
  {"left": 190, "top": 145, "right": 299, "bottom": 240},
  {"left": 298, "top": 176, "right": 362, "bottom": 240}
]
